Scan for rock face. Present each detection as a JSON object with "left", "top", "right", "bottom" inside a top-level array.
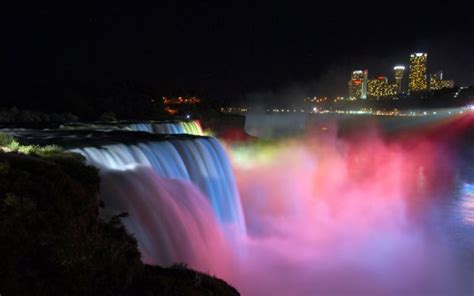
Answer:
[{"left": 0, "top": 151, "right": 239, "bottom": 296}]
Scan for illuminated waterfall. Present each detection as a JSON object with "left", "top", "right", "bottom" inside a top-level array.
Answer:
[
  {"left": 99, "top": 166, "right": 232, "bottom": 271},
  {"left": 128, "top": 120, "right": 203, "bottom": 135},
  {"left": 72, "top": 137, "right": 245, "bottom": 233},
  {"left": 460, "top": 183, "right": 474, "bottom": 225}
]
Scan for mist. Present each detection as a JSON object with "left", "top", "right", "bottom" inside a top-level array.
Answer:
[{"left": 225, "top": 119, "right": 473, "bottom": 295}]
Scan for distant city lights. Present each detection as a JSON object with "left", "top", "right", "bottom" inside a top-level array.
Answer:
[
  {"left": 220, "top": 106, "right": 470, "bottom": 117},
  {"left": 220, "top": 52, "right": 469, "bottom": 118}
]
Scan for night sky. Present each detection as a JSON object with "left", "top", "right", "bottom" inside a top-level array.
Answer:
[{"left": 2, "top": 1, "right": 474, "bottom": 101}]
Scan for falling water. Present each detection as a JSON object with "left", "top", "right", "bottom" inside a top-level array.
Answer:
[
  {"left": 72, "top": 137, "right": 245, "bottom": 232},
  {"left": 460, "top": 183, "right": 474, "bottom": 225},
  {"left": 127, "top": 120, "right": 203, "bottom": 135},
  {"left": 99, "top": 166, "right": 233, "bottom": 274}
]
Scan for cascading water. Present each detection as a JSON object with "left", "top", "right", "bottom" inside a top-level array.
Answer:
[
  {"left": 72, "top": 137, "right": 245, "bottom": 233},
  {"left": 127, "top": 120, "right": 203, "bottom": 135},
  {"left": 71, "top": 135, "right": 244, "bottom": 278},
  {"left": 99, "top": 166, "right": 233, "bottom": 275}
]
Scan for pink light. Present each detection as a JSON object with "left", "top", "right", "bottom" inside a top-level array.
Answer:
[{"left": 218, "top": 119, "right": 472, "bottom": 295}]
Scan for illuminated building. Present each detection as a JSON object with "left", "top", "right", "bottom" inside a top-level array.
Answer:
[
  {"left": 393, "top": 65, "right": 405, "bottom": 93},
  {"left": 408, "top": 52, "right": 428, "bottom": 92},
  {"left": 361, "top": 69, "right": 368, "bottom": 99},
  {"left": 429, "top": 71, "right": 443, "bottom": 90},
  {"left": 367, "top": 76, "right": 397, "bottom": 98},
  {"left": 440, "top": 79, "right": 454, "bottom": 89},
  {"left": 162, "top": 96, "right": 201, "bottom": 105},
  {"left": 162, "top": 96, "right": 201, "bottom": 115},
  {"left": 348, "top": 70, "right": 365, "bottom": 99},
  {"left": 429, "top": 71, "right": 455, "bottom": 90}
]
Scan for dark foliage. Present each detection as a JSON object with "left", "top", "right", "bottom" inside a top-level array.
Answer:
[
  {"left": 0, "top": 107, "right": 78, "bottom": 123},
  {"left": 0, "top": 151, "right": 239, "bottom": 295},
  {"left": 0, "top": 151, "right": 141, "bottom": 295},
  {"left": 129, "top": 264, "right": 240, "bottom": 296}
]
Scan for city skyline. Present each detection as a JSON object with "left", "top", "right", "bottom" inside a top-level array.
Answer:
[{"left": 347, "top": 52, "right": 455, "bottom": 100}]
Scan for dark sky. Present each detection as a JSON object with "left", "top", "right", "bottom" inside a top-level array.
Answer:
[{"left": 2, "top": 1, "right": 474, "bottom": 101}]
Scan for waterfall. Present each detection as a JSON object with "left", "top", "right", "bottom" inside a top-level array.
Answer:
[
  {"left": 72, "top": 137, "right": 245, "bottom": 233},
  {"left": 127, "top": 120, "right": 203, "bottom": 135},
  {"left": 99, "top": 166, "right": 232, "bottom": 272}
]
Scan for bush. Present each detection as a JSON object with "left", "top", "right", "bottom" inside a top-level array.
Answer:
[
  {"left": 0, "top": 133, "right": 16, "bottom": 146},
  {"left": 0, "top": 152, "right": 143, "bottom": 295}
]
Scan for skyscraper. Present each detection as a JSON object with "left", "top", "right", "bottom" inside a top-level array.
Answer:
[
  {"left": 349, "top": 70, "right": 364, "bottom": 99},
  {"left": 368, "top": 76, "right": 397, "bottom": 98},
  {"left": 393, "top": 65, "right": 405, "bottom": 93},
  {"left": 361, "top": 69, "right": 368, "bottom": 99},
  {"left": 408, "top": 53, "right": 428, "bottom": 92}
]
